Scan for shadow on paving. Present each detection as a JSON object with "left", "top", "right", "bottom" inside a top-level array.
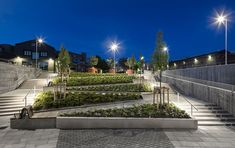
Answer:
[{"left": 56, "top": 129, "right": 174, "bottom": 148}]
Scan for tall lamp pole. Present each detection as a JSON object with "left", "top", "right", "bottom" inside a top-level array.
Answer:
[
  {"left": 163, "top": 46, "right": 169, "bottom": 69},
  {"left": 35, "top": 38, "right": 43, "bottom": 69},
  {"left": 215, "top": 13, "right": 228, "bottom": 65},
  {"left": 110, "top": 42, "right": 119, "bottom": 73}
]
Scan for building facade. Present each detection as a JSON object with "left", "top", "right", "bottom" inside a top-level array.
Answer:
[
  {"left": 169, "top": 50, "right": 235, "bottom": 69},
  {"left": 14, "top": 40, "right": 57, "bottom": 71},
  {"left": 69, "top": 51, "right": 87, "bottom": 72},
  {"left": 0, "top": 40, "right": 87, "bottom": 72}
]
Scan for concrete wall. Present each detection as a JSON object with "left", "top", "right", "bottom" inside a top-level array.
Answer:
[
  {"left": 163, "top": 64, "right": 235, "bottom": 85},
  {"left": 0, "top": 62, "right": 41, "bottom": 94},
  {"left": 162, "top": 75, "right": 235, "bottom": 116}
]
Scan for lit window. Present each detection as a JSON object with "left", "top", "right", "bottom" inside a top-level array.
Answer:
[
  {"left": 24, "top": 51, "right": 31, "bottom": 56},
  {"left": 40, "top": 52, "right": 48, "bottom": 57}
]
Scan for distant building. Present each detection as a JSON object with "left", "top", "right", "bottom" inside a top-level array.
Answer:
[
  {"left": 0, "top": 40, "right": 87, "bottom": 72},
  {"left": 169, "top": 50, "right": 235, "bottom": 69},
  {"left": 69, "top": 51, "right": 87, "bottom": 72},
  {"left": 14, "top": 40, "right": 57, "bottom": 71}
]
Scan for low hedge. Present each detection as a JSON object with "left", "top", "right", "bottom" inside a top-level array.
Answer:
[
  {"left": 33, "top": 91, "right": 142, "bottom": 110},
  {"left": 67, "top": 84, "right": 152, "bottom": 92},
  {"left": 60, "top": 104, "right": 190, "bottom": 118},
  {"left": 66, "top": 75, "right": 135, "bottom": 86},
  {"left": 70, "top": 72, "right": 128, "bottom": 77}
]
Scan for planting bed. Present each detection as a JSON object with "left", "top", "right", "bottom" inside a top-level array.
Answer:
[
  {"left": 33, "top": 91, "right": 142, "bottom": 110},
  {"left": 67, "top": 83, "right": 152, "bottom": 92},
  {"left": 60, "top": 104, "right": 190, "bottom": 118}
]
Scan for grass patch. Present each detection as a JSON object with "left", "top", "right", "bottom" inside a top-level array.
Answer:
[
  {"left": 60, "top": 104, "right": 190, "bottom": 118},
  {"left": 33, "top": 91, "right": 142, "bottom": 110}
]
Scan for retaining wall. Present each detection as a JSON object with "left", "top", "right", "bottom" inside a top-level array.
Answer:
[
  {"left": 162, "top": 75, "right": 235, "bottom": 116},
  {"left": 0, "top": 62, "right": 41, "bottom": 94},
  {"left": 164, "top": 64, "right": 235, "bottom": 85}
]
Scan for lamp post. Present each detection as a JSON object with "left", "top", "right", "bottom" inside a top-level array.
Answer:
[
  {"left": 163, "top": 46, "right": 169, "bottom": 69},
  {"left": 35, "top": 38, "right": 43, "bottom": 69},
  {"left": 110, "top": 42, "right": 119, "bottom": 73},
  {"left": 214, "top": 13, "right": 228, "bottom": 65}
]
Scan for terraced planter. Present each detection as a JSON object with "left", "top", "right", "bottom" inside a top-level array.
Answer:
[
  {"left": 33, "top": 91, "right": 142, "bottom": 110},
  {"left": 66, "top": 84, "right": 152, "bottom": 92}
]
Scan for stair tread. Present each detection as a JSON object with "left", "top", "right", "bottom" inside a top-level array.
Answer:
[
  {"left": 0, "top": 105, "right": 24, "bottom": 109},
  {"left": 0, "top": 107, "right": 23, "bottom": 113}
]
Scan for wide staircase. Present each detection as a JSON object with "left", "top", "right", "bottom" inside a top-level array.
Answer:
[
  {"left": 0, "top": 96, "right": 25, "bottom": 116},
  {"left": 174, "top": 96, "right": 235, "bottom": 126}
]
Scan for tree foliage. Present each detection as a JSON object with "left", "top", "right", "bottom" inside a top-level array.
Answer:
[
  {"left": 152, "top": 32, "right": 168, "bottom": 71},
  {"left": 56, "top": 46, "right": 71, "bottom": 82},
  {"left": 90, "top": 56, "right": 98, "bottom": 67},
  {"left": 125, "top": 55, "right": 136, "bottom": 70}
]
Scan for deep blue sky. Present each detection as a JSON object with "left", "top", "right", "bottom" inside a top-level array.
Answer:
[{"left": 0, "top": 0, "right": 235, "bottom": 61}]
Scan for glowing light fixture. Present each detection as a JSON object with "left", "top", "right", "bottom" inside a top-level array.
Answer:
[
  {"left": 208, "top": 55, "right": 212, "bottom": 61},
  {"left": 213, "top": 11, "right": 230, "bottom": 65},
  {"left": 35, "top": 37, "right": 45, "bottom": 69},
  {"left": 194, "top": 58, "right": 198, "bottom": 64},
  {"left": 109, "top": 42, "right": 120, "bottom": 73},
  {"left": 163, "top": 47, "right": 168, "bottom": 51}
]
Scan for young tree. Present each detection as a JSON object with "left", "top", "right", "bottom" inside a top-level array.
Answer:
[
  {"left": 152, "top": 32, "right": 168, "bottom": 98},
  {"left": 90, "top": 56, "right": 98, "bottom": 67},
  {"left": 125, "top": 58, "right": 132, "bottom": 69},
  {"left": 57, "top": 46, "right": 71, "bottom": 82}
]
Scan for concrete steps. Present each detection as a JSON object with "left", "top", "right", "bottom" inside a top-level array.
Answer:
[
  {"left": 179, "top": 103, "right": 235, "bottom": 126},
  {"left": 0, "top": 96, "right": 24, "bottom": 116}
]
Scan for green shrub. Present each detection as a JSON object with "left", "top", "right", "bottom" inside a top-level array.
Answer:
[
  {"left": 33, "top": 91, "right": 142, "bottom": 110},
  {"left": 60, "top": 104, "right": 190, "bottom": 118},
  {"left": 67, "top": 83, "right": 152, "bottom": 92},
  {"left": 70, "top": 72, "right": 128, "bottom": 77},
  {"left": 66, "top": 76, "right": 135, "bottom": 86}
]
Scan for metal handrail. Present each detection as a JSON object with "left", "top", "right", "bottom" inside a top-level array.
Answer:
[
  {"left": 23, "top": 88, "right": 34, "bottom": 107},
  {"left": 169, "top": 85, "right": 198, "bottom": 116}
]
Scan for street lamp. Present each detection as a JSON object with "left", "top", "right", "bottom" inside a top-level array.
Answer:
[
  {"left": 163, "top": 46, "right": 169, "bottom": 67},
  {"left": 110, "top": 42, "right": 119, "bottom": 73},
  {"left": 214, "top": 12, "right": 228, "bottom": 65},
  {"left": 35, "top": 37, "right": 44, "bottom": 69}
]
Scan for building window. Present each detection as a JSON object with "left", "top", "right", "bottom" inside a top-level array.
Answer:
[
  {"left": 32, "top": 52, "right": 39, "bottom": 59},
  {"left": 40, "top": 52, "right": 48, "bottom": 57},
  {"left": 24, "top": 51, "right": 31, "bottom": 56}
]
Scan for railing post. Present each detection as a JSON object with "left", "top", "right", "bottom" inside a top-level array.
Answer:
[
  {"left": 191, "top": 105, "right": 193, "bottom": 116},
  {"left": 24, "top": 96, "right": 27, "bottom": 107},
  {"left": 177, "top": 92, "right": 179, "bottom": 103}
]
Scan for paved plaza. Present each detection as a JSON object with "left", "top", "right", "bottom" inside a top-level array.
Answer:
[{"left": 1, "top": 126, "right": 235, "bottom": 147}]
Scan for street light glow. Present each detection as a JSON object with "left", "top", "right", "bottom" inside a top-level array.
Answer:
[
  {"left": 216, "top": 15, "right": 226, "bottom": 24},
  {"left": 140, "top": 56, "right": 144, "bottom": 60},
  {"left": 110, "top": 43, "right": 119, "bottom": 51},
  {"left": 208, "top": 55, "right": 212, "bottom": 61},
  {"left": 37, "top": 38, "right": 44, "bottom": 44},
  {"left": 163, "top": 47, "right": 168, "bottom": 51}
]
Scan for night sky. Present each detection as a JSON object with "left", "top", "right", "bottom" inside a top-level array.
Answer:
[{"left": 0, "top": 0, "right": 235, "bottom": 61}]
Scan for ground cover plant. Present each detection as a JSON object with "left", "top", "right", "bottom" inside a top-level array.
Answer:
[
  {"left": 33, "top": 91, "right": 142, "bottom": 110},
  {"left": 53, "top": 75, "right": 135, "bottom": 86},
  {"left": 67, "top": 83, "right": 152, "bottom": 92},
  {"left": 60, "top": 104, "right": 190, "bottom": 118},
  {"left": 69, "top": 72, "right": 128, "bottom": 77}
]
